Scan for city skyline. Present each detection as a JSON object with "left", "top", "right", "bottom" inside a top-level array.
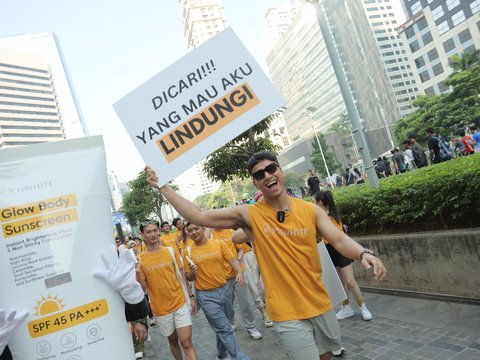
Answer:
[{"left": 0, "top": 0, "right": 406, "bottom": 183}]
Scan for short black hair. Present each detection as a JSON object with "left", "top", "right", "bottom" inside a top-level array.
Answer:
[
  {"left": 402, "top": 139, "right": 411, "bottom": 145},
  {"left": 408, "top": 133, "right": 417, "bottom": 139},
  {"left": 139, "top": 219, "right": 160, "bottom": 232},
  {"left": 247, "top": 151, "right": 278, "bottom": 174},
  {"left": 160, "top": 221, "right": 170, "bottom": 228},
  {"left": 172, "top": 218, "right": 182, "bottom": 227},
  {"left": 426, "top": 127, "right": 435, "bottom": 134},
  {"left": 470, "top": 125, "right": 478, "bottom": 131}
]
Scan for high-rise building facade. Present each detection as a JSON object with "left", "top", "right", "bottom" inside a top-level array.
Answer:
[
  {"left": 398, "top": 0, "right": 480, "bottom": 95},
  {"left": 0, "top": 33, "right": 87, "bottom": 139},
  {"left": 263, "top": 0, "right": 301, "bottom": 53},
  {"left": 0, "top": 48, "right": 65, "bottom": 148},
  {"left": 362, "top": 0, "right": 419, "bottom": 117},
  {"left": 266, "top": 2, "right": 347, "bottom": 144},
  {"left": 267, "top": 0, "right": 401, "bottom": 158},
  {"left": 179, "top": 0, "right": 228, "bottom": 49}
]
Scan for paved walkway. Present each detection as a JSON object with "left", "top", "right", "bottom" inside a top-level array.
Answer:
[{"left": 141, "top": 292, "right": 480, "bottom": 359}]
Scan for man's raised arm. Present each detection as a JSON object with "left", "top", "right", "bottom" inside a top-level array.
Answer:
[{"left": 146, "top": 166, "right": 249, "bottom": 230}]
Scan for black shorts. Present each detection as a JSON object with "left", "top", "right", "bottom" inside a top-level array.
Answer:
[{"left": 326, "top": 243, "right": 353, "bottom": 268}]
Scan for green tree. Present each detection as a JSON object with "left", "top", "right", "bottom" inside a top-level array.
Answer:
[
  {"left": 329, "top": 112, "right": 351, "bottom": 137},
  {"left": 203, "top": 116, "right": 281, "bottom": 182},
  {"left": 284, "top": 172, "right": 306, "bottom": 188},
  {"left": 122, "top": 170, "right": 178, "bottom": 227},
  {"left": 194, "top": 193, "right": 214, "bottom": 209},
  {"left": 394, "top": 64, "right": 480, "bottom": 144},
  {"left": 449, "top": 50, "right": 480, "bottom": 72},
  {"left": 310, "top": 133, "right": 341, "bottom": 178}
]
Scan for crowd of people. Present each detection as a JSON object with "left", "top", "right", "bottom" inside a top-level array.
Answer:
[{"left": 1, "top": 150, "right": 387, "bottom": 360}]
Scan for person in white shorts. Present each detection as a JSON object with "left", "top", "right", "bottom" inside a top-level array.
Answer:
[{"left": 136, "top": 219, "right": 199, "bottom": 360}]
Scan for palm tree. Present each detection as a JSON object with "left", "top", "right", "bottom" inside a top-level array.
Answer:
[{"left": 449, "top": 50, "right": 480, "bottom": 72}]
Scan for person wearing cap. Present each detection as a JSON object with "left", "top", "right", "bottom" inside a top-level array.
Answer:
[{"left": 145, "top": 151, "right": 386, "bottom": 360}]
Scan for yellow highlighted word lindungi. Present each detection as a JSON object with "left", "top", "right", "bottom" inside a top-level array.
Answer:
[
  {"left": 28, "top": 299, "right": 109, "bottom": 338},
  {"left": 0, "top": 194, "right": 78, "bottom": 222},
  {"left": 2, "top": 208, "right": 79, "bottom": 238}
]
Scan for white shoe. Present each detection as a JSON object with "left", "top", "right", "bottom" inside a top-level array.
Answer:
[
  {"left": 135, "top": 352, "right": 144, "bottom": 359},
  {"left": 360, "top": 303, "right": 372, "bottom": 321},
  {"left": 264, "top": 316, "right": 273, "bottom": 328},
  {"left": 336, "top": 305, "right": 354, "bottom": 320},
  {"left": 332, "top": 347, "right": 345, "bottom": 357},
  {"left": 146, "top": 333, "right": 151, "bottom": 342},
  {"left": 231, "top": 323, "right": 237, "bottom": 331},
  {"left": 247, "top": 327, "right": 263, "bottom": 340}
]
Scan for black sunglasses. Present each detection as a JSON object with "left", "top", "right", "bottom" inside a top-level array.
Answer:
[{"left": 252, "top": 162, "right": 280, "bottom": 181}]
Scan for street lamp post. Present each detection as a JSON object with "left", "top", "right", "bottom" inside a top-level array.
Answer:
[{"left": 305, "top": 107, "right": 334, "bottom": 188}]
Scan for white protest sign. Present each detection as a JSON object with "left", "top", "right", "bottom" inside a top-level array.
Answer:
[
  {"left": 318, "top": 241, "right": 347, "bottom": 306},
  {"left": 113, "top": 27, "right": 284, "bottom": 186},
  {"left": 0, "top": 136, "right": 134, "bottom": 359}
]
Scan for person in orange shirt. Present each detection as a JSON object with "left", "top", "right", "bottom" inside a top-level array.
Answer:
[
  {"left": 210, "top": 228, "right": 263, "bottom": 340},
  {"left": 184, "top": 223, "right": 250, "bottom": 360},
  {"left": 160, "top": 221, "right": 180, "bottom": 249},
  {"left": 146, "top": 151, "right": 386, "bottom": 360},
  {"left": 136, "top": 220, "right": 199, "bottom": 360}
]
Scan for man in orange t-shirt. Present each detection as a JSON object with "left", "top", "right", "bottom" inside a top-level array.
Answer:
[
  {"left": 160, "top": 221, "right": 180, "bottom": 249},
  {"left": 184, "top": 223, "right": 250, "bottom": 360},
  {"left": 146, "top": 151, "right": 386, "bottom": 360},
  {"left": 136, "top": 220, "right": 198, "bottom": 360},
  {"left": 210, "top": 228, "right": 263, "bottom": 340}
]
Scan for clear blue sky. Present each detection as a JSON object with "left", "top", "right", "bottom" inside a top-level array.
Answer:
[{"left": 0, "top": 0, "right": 281, "bottom": 181}]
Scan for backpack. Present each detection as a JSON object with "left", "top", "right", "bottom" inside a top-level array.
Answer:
[
  {"left": 434, "top": 136, "right": 453, "bottom": 160},
  {"left": 411, "top": 146, "right": 427, "bottom": 167}
]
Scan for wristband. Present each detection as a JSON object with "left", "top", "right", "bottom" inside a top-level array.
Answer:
[{"left": 360, "top": 249, "right": 375, "bottom": 260}]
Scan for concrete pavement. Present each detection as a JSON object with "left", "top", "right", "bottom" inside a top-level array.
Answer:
[{"left": 141, "top": 292, "right": 480, "bottom": 359}]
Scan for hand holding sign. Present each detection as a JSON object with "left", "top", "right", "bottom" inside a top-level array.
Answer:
[
  {"left": 93, "top": 245, "right": 144, "bottom": 304},
  {"left": 0, "top": 309, "right": 28, "bottom": 354}
]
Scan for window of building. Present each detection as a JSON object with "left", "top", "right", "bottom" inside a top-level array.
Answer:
[
  {"left": 427, "top": 48, "right": 439, "bottom": 61},
  {"left": 417, "top": 17, "right": 428, "bottom": 31},
  {"left": 436, "top": 21, "right": 450, "bottom": 35},
  {"left": 463, "top": 45, "right": 477, "bottom": 54},
  {"left": 410, "top": 40, "right": 420, "bottom": 52},
  {"left": 437, "top": 81, "right": 449, "bottom": 93},
  {"left": 446, "top": 0, "right": 460, "bottom": 11},
  {"left": 405, "top": 27, "right": 415, "bottom": 39},
  {"left": 431, "top": 5, "right": 444, "bottom": 20},
  {"left": 472, "top": 0, "right": 480, "bottom": 14},
  {"left": 411, "top": 1, "right": 422, "bottom": 15},
  {"left": 369, "top": 14, "right": 381, "bottom": 19},
  {"left": 415, "top": 56, "right": 425, "bottom": 68},
  {"left": 458, "top": 29, "right": 472, "bottom": 44},
  {"left": 443, "top": 38, "right": 455, "bottom": 53},
  {"left": 451, "top": 10, "right": 466, "bottom": 26},
  {"left": 419, "top": 70, "right": 430, "bottom": 83},
  {"left": 432, "top": 63, "right": 444, "bottom": 76},
  {"left": 422, "top": 32, "right": 433, "bottom": 45},
  {"left": 425, "top": 86, "right": 435, "bottom": 96}
]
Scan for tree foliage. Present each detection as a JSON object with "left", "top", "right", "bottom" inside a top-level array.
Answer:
[
  {"left": 122, "top": 170, "right": 178, "bottom": 226},
  {"left": 203, "top": 116, "right": 281, "bottom": 182},
  {"left": 449, "top": 49, "right": 480, "bottom": 72},
  {"left": 394, "top": 64, "right": 480, "bottom": 144},
  {"left": 311, "top": 133, "right": 341, "bottom": 178},
  {"left": 329, "top": 112, "right": 351, "bottom": 137}
]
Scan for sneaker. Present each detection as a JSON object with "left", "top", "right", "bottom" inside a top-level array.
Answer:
[
  {"left": 247, "top": 328, "right": 263, "bottom": 340},
  {"left": 149, "top": 317, "right": 156, "bottom": 326},
  {"left": 146, "top": 333, "right": 151, "bottom": 342},
  {"left": 336, "top": 305, "right": 354, "bottom": 320},
  {"left": 263, "top": 316, "right": 273, "bottom": 328},
  {"left": 135, "top": 352, "right": 144, "bottom": 359},
  {"left": 360, "top": 303, "right": 372, "bottom": 321},
  {"left": 231, "top": 322, "right": 237, "bottom": 331},
  {"left": 332, "top": 347, "right": 345, "bottom": 357},
  {"left": 216, "top": 357, "right": 228, "bottom": 360}
]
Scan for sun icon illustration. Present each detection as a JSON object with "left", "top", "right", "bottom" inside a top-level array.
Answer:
[{"left": 34, "top": 294, "right": 66, "bottom": 316}]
